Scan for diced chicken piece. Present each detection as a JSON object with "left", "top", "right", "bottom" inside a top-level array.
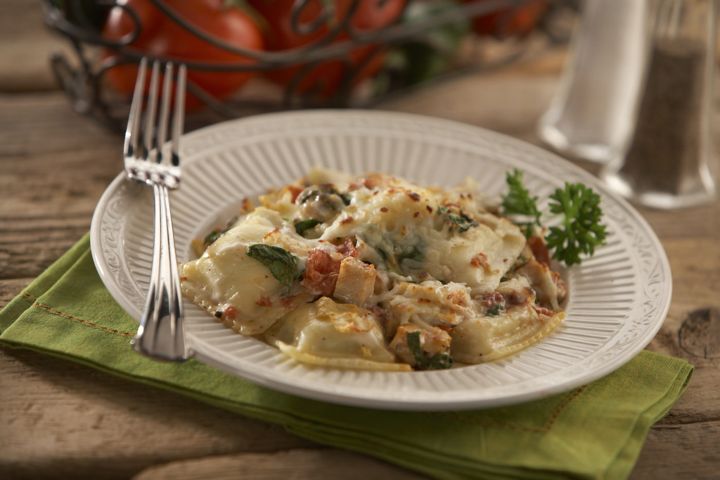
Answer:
[
  {"left": 516, "top": 258, "right": 562, "bottom": 310},
  {"left": 382, "top": 280, "right": 475, "bottom": 328},
  {"left": 333, "top": 257, "right": 377, "bottom": 306},
  {"left": 496, "top": 276, "right": 536, "bottom": 307}
]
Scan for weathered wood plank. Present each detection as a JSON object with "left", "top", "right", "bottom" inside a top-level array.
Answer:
[
  {"left": 0, "top": 278, "right": 33, "bottom": 306},
  {"left": 661, "top": 239, "right": 720, "bottom": 319},
  {"left": 0, "top": 94, "right": 119, "bottom": 158},
  {"left": 0, "top": 227, "right": 88, "bottom": 280},
  {"left": 657, "top": 364, "right": 720, "bottom": 426},
  {"left": 129, "top": 421, "right": 720, "bottom": 480},
  {"left": 0, "top": 0, "right": 71, "bottom": 92},
  {"left": 642, "top": 203, "right": 720, "bottom": 240},
  {"left": 133, "top": 449, "right": 425, "bottom": 480},
  {"left": 633, "top": 421, "right": 720, "bottom": 480},
  {"left": 0, "top": 349, "right": 314, "bottom": 480},
  {"left": 0, "top": 94, "right": 118, "bottom": 278}
]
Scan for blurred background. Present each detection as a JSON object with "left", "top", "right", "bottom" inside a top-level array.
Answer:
[{"left": 29, "top": 0, "right": 578, "bottom": 127}]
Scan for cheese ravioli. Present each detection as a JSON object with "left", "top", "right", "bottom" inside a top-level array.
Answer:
[{"left": 181, "top": 169, "right": 566, "bottom": 371}]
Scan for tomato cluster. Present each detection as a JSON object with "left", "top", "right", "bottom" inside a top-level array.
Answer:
[
  {"left": 102, "top": 0, "right": 546, "bottom": 108},
  {"left": 103, "top": 0, "right": 263, "bottom": 107},
  {"left": 464, "top": 0, "right": 547, "bottom": 38},
  {"left": 249, "top": 0, "right": 406, "bottom": 99}
]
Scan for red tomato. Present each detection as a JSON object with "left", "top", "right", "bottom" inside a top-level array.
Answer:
[
  {"left": 103, "top": 0, "right": 263, "bottom": 108},
  {"left": 465, "top": 0, "right": 547, "bottom": 38},
  {"left": 248, "top": 0, "right": 406, "bottom": 98},
  {"left": 302, "top": 249, "right": 341, "bottom": 296}
]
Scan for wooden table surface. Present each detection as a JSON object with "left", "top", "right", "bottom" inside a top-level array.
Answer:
[{"left": 2, "top": 3, "right": 719, "bottom": 479}]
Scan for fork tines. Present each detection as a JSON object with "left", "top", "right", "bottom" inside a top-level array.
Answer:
[{"left": 124, "top": 58, "right": 186, "bottom": 189}]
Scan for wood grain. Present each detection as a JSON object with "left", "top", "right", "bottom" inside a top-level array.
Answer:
[
  {"left": 678, "top": 308, "right": 720, "bottom": 359},
  {"left": 0, "top": 0, "right": 72, "bottom": 92},
  {"left": 2, "top": 8, "right": 719, "bottom": 479},
  {"left": 0, "top": 349, "right": 313, "bottom": 480},
  {"left": 133, "top": 450, "right": 424, "bottom": 480},
  {"left": 633, "top": 421, "right": 720, "bottom": 480},
  {"left": 0, "top": 94, "right": 119, "bottom": 278},
  {"left": 0, "top": 278, "right": 33, "bottom": 305}
]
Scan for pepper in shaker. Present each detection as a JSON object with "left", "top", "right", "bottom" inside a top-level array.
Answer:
[{"left": 601, "top": 0, "right": 716, "bottom": 209}]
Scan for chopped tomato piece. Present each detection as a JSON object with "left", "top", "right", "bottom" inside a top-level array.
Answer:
[
  {"left": 255, "top": 296, "right": 272, "bottom": 307},
  {"left": 223, "top": 306, "right": 238, "bottom": 320},
  {"left": 302, "top": 250, "right": 341, "bottom": 296},
  {"left": 336, "top": 237, "right": 358, "bottom": 258},
  {"left": 470, "top": 252, "right": 490, "bottom": 270},
  {"left": 288, "top": 185, "right": 303, "bottom": 202}
]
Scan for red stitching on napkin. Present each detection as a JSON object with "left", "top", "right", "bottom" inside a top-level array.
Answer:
[
  {"left": 439, "top": 384, "right": 590, "bottom": 434},
  {"left": 20, "top": 292, "right": 134, "bottom": 337},
  {"left": 543, "top": 385, "right": 589, "bottom": 431},
  {"left": 26, "top": 299, "right": 134, "bottom": 338},
  {"left": 21, "top": 292, "right": 36, "bottom": 302}
]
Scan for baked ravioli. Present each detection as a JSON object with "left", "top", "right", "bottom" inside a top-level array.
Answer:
[{"left": 180, "top": 169, "right": 566, "bottom": 371}]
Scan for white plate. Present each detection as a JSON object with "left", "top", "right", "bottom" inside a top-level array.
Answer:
[{"left": 90, "top": 110, "right": 671, "bottom": 411}]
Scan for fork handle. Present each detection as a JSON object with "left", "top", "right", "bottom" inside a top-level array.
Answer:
[{"left": 132, "top": 183, "right": 190, "bottom": 361}]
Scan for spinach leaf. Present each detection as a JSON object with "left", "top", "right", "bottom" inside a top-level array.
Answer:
[
  {"left": 202, "top": 216, "right": 239, "bottom": 249},
  {"left": 406, "top": 331, "right": 453, "bottom": 370},
  {"left": 406, "top": 331, "right": 425, "bottom": 365},
  {"left": 486, "top": 303, "right": 504, "bottom": 316},
  {"left": 203, "top": 230, "right": 222, "bottom": 247},
  {"left": 246, "top": 244, "right": 299, "bottom": 289},
  {"left": 294, "top": 219, "right": 321, "bottom": 236},
  {"left": 438, "top": 206, "right": 478, "bottom": 233},
  {"left": 298, "top": 186, "right": 350, "bottom": 206},
  {"left": 449, "top": 213, "right": 478, "bottom": 232},
  {"left": 426, "top": 352, "right": 453, "bottom": 369},
  {"left": 338, "top": 192, "right": 352, "bottom": 206},
  {"left": 397, "top": 244, "right": 424, "bottom": 265}
]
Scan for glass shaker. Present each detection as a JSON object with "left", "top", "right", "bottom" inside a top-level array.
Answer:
[
  {"left": 601, "top": 0, "right": 717, "bottom": 208},
  {"left": 538, "top": 0, "right": 649, "bottom": 163}
]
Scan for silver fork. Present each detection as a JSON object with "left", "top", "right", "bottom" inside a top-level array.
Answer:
[{"left": 124, "top": 58, "right": 190, "bottom": 361}]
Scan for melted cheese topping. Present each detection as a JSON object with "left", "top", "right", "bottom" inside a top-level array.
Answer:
[
  {"left": 265, "top": 297, "right": 395, "bottom": 363},
  {"left": 181, "top": 168, "right": 566, "bottom": 370}
]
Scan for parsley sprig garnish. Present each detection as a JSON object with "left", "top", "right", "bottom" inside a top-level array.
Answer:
[
  {"left": 501, "top": 170, "right": 542, "bottom": 237},
  {"left": 501, "top": 169, "right": 607, "bottom": 266},
  {"left": 546, "top": 183, "right": 607, "bottom": 266}
]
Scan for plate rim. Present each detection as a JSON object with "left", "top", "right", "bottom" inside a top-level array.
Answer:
[{"left": 90, "top": 109, "right": 672, "bottom": 410}]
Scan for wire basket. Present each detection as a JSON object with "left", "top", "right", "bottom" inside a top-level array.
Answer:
[{"left": 43, "top": 0, "right": 577, "bottom": 129}]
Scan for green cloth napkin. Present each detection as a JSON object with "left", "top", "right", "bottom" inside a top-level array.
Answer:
[{"left": 0, "top": 235, "right": 692, "bottom": 480}]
